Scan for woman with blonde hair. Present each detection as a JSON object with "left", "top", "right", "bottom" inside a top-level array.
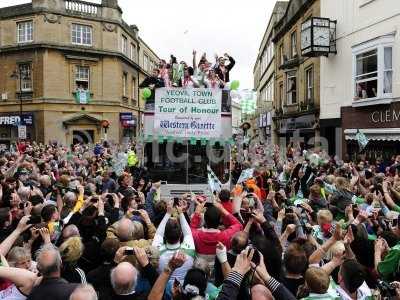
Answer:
[
  {"left": 329, "top": 177, "right": 354, "bottom": 219},
  {"left": 59, "top": 236, "right": 86, "bottom": 284}
]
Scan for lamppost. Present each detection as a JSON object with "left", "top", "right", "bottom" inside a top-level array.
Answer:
[
  {"left": 10, "top": 68, "right": 29, "bottom": 119},
  {"left": 10, "top": 68, "right": 30, "bottom": 142}
]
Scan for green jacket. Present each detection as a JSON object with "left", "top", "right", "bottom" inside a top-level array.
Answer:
[{"left": 378, "top": 243, "right": 400, "bottom": 281}]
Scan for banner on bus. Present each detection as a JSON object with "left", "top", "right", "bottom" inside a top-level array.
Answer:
[{"left": 154, "top": 88, "right": 222, "bottom": 138}]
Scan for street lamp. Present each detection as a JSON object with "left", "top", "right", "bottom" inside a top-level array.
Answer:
[{"left": 10, "top": 68, "right": 30, "bottom": 119}]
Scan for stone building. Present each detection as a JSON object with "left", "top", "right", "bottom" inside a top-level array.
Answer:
[
  {"left": 253, "top": 1, "right": 288, "bottom": 144},
  {"left": 0, "top": 0, "right": 159, "bottom": 148},
  {"left": 272, "top": 0, "right": 321, "bottom": 150}
]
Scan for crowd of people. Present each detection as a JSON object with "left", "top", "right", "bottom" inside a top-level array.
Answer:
[
  {"left": 139, "top": 51, "right": 236, "bottom": 101},
  {"left": 2, "top": 139, "right": 400, "bottom": 300}
]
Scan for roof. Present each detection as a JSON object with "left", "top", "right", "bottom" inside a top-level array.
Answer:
[
  {"left": 0, "top": 1, "right": 159, "bottom": 62},
  {"left": 272, "top": 0, "right": 315, "bottom": 42},
  {"left": 0, "top": 3, "right": 33, "bottom": 19},
  {"left": 253, "top": 1, "right": 289, "bottom": 72},
  {"left": 138, "top": 37, "right": 160, "bottom": 61}
]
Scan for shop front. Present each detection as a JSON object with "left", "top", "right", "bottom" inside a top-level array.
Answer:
[
  {"left": 0, "top": 113, "right": 35, "bottom": 149},
  {"left": 342, "top": 103, "right": 400, "bottom": 161},
  {"left": 258, "top": 112, "right": 272, "bottom": 142},
  {"left": 120, "top": 112, "right": 137, "bottom": 142},
  {"left": 276, "top": 113, "right": 317, "bottom": 149}
]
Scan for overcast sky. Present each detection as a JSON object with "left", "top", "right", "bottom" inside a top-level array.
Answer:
[{"left": 0, "top": 0, "right": 281, "bottom": 89}]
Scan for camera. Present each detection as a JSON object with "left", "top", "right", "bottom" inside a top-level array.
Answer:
[
  {"left": 248, "top": 245, "right": 260, "bottom": 265},
  {"left": 124, "top": 248, "right": 134, "bottom": 255},
  {"left": 376, "top": 280, "right": 397, "bottom": 298},
  {"left": 27, "top": 215, "right": 42, "bottom": 225}
]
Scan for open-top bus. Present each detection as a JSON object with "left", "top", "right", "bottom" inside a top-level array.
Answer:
[{"left": 142, "top": 88, "right": 232, "bottom": 196}]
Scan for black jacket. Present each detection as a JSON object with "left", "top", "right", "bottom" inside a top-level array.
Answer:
[
  {"left": 139, "top": 76, "right": 165, "bottom": 101},
  {"left": 87, "top": 262, "right": 116, "bottom": 300},
  {"left": 216, "top": 271, "right": 296, "bottom": 300},
  {"left": 90, "top": 263, "right": 158, "bottom": 300},
  {"left": 27, "top": 277, "right": 78, "bottom": 300}
]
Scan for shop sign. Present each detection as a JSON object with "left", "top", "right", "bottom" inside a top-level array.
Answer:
[
  {"left": 342, "top": 103, "right": 400, "bottom": 130},
  {"left": 280, "top": 114, "right": 315, "bottom": 132},
  {"left": 18, "top": 125, "right": 27, "bottom": 139},
  {"left": 258, "top": 115, "right": 264, "bottom": 128},
  {"left": 266, "top": 112, "right": 272, "bottom": 127},
  {"left": 371, "top": 108, "right": 400, "bottom": 124},
  {"left": 0, "top": 113, "right": 33, "bottom": 126},
  {"left": 120, "top": 113, "right": 137, "bottom": 127},
  {"left": 120, "top": 112, "right": 133, "bottom": 121}
]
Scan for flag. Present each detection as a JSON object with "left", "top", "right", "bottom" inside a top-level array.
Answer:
[
  {"left": 207, "top": 165, "right": 222, "bottom": 194},
  {"left": 237, "top": 168, "right": 254, "bottom": 184},
  {"left": 356, "top": 130, "right": 369, "bottom": 151}
]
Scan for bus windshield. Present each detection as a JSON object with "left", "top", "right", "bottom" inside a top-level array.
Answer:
[{"left": 144, "top": 142, "right": 228, "bottom": 184}]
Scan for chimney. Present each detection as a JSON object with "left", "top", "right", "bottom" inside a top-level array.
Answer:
[
  {"left": 130, "top": 25, "right": 139, "bottom": 39},
  {"left": 101, "top": 0, "right": 122, "bottom": 22},
  {"left": 101, "top": 0, "right": 119, "bottom": 9},
  {"left": 32, "top": 0, "right": 64, "bottom": 11}
]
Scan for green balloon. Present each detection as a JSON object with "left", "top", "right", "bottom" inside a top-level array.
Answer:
[
  {"left": 230, "top": 80, "right": 240, "bottom": 90},
  {"left": 142, "top": 88, "right": 152, "bottom": 99}
]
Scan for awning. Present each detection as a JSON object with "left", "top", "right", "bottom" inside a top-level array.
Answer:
[{"left": 344, "top": 128, "right": 400, "bottom": 141}]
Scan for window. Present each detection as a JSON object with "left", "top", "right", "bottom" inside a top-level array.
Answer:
[
  {"left": 75, "top": 66, "right": 90, "bottom": 90},
  {"left": 144, "top": 54, "right": 149, "bottom": 71},
  {"left": 270, "top": 80, "right": 274, "bottom": 102},
  {"left": 130, "top": 43, "right": 136, "bottom": 61},
  {"left": 354, "top": 49, "right": 378, "bottom": 99},
  {"left": 17, "top": 21, "right": 33, "bottom": 43},
  {"left": 305, "top": 68, "right": 313, "bottom": 102},
  {"left": 123, "top": 73, "right": 128, "bottom": 98},
  {"left": 262, "top": 40, "right": 274, "bottom": 72},
  {"left": 287, "top": 71, "right": 297, "bottom": 104},
  {"left": 353, "top": 36, "right": 394, "bottom": 102},
  {"left": 279, "top": 44, "right": 284, "bottom": 65},
  {"left": 279, "top": 82, "right": 284, "bottom": 109},
  {"left": 264, "top": 79, "right": 274, "bottom": 102},
  {"left": 122, "top": 35, "right": 128, "bottom": 55},
  {"left": 291, "top": 31, "right": 297, "bottom": 58},
  {"left": 132, "top": 77, "right": 136, "bottom": 102},
  {"left": 18, "top": 63, "right": 32, "bottom": 91},
  {"left": 72, "top": 24, "right": 92, "bottom": 46}
]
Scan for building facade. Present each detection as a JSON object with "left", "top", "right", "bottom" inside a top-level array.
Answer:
[
  {"left": 253, "top": 1, "right": 288, "bottom": 144},
  {"left": 0, "top": 0, "right": 159, "bottom": 148},
  {"left": 272, "top": 0, "right": 321, "bottom": 150},
  {"left": 320, "top": 0, "right": 400, "bottom": 160}
]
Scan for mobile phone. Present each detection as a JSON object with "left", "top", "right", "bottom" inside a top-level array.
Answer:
[
  {"left": 132, "top": 210, "right": 141, "bottom": 216},
  {"left": 241, "top": 210, "right": 252, "bottom": 220},
  {"left": 248, "top": 246, "right": 260, "bottom": 265},
  {"left": 27, "top": 215, "right": 41, "bottom": 225},
  {"left": 19, "top": 202, "right": 26, "bottom": 210},
  {"left": 392, "top": 218, "right": 398, "bottom": 227},
  {"left": 173, "top": 197, "right": 180, "bottom": 206},
  {"left": 124, "top": 248, "right": 134, "bottom": 255}
]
